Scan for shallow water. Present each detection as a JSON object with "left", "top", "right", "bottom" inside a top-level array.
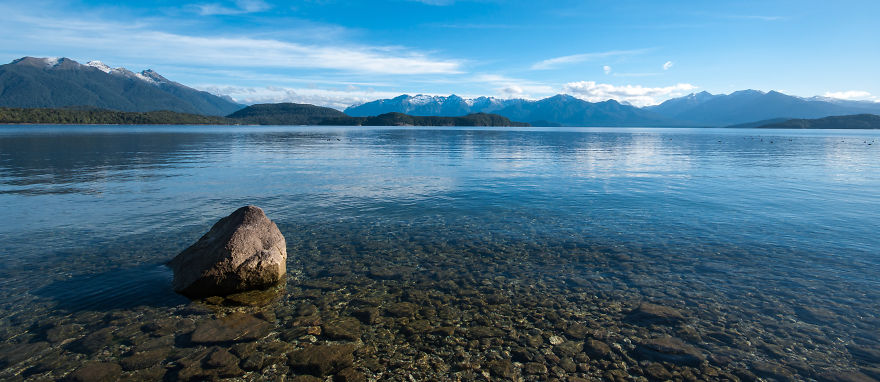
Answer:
[{"left": 0, "top": 125, "right": 878, "bottom": 381}]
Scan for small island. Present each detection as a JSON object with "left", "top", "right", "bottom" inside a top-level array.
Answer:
[{"left": 754, "top": 114, "right": 880, "bottom": 129}]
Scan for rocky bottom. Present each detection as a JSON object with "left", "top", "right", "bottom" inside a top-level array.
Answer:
[{"left": 1, "top": 224, "right": 879, "bottom": 381}]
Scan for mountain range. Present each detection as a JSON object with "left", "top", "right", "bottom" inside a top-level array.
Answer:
[
  {"left": 0, "top": 57, "right": 241, "bottom": 116},
  {"left": 347, "top": 91, "right": 880, "bottom": 127},
  {"left": 646, "top": 90, "right": 880, "bottom": 126},
  {"left": 3, "top": 56, "right": 880, "bottom": 127}
]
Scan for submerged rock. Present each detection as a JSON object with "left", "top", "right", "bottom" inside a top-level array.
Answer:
[
  {"left": 626, "top": 302, "right": 685, "bottom": 326},
  {"left": 190, "top": 313, "right": 272, "bottom": 344},
  {"left": 633, "top": 336, "right": 705, "bottom": 366},
  {"left": 67, "top": 328, "right": 114, "bottom": 355},
  {"left": 288, "top": 344, "right": 357, "bottom": 376},
  {"left": 64, "top": 361, "right": 122, "bottom": 382},
  {"left": 168, "top": 205, "right": 287, "bottom": 298},
  {"left": 322, "top": 317, "right": 363, "bottom": 341},
  {"left": 121, "top": 348, "right": 169, "bottom": 371},
  {"left": 486, "top": 359, "right": 514, "bottom": 378},
  {"left": 584, "top": 338, "right": 613, "bottom": 359}
]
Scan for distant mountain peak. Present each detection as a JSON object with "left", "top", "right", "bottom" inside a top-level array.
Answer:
[
  {"left": 11, "top": 56, "right": 74, "bottom": 68},
  {"left": 8, "top": 57, "right": 178, "bottom": 86},
  {"left": 730, "top": 89, "right": 765, "bottom": 96},
  {"left": 138, "top": 69, "right": 171, "bottom": 84},
  {"left": 0, "top": 56, "right": 242, "bottom": 116},
  {"left": 650, "top": 88, "right": 880, "bottom": 126},
  {"left": 86, "top": 60, "right": 113, "bottom": 73},
  {"left": 408, "top": 94, "right": 441, "bottom": 105},
  {"left": 345, "top": 92, "right": 670, "bottom": 126}
]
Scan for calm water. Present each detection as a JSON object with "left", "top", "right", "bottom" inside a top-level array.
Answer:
[{"left": 1, "top": 125, "right": 879, "bottom": 380}]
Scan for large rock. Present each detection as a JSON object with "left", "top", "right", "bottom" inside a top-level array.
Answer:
[{"left": 168, "top": 206, "right": 287, "bottom": 298}]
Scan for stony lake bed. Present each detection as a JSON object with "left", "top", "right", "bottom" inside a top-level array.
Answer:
[{"left": 0, "top": 126, "right": 878, "bottom": 381}]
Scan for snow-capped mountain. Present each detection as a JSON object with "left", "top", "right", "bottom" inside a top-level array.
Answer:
[
  {"left": 347, "top": 90, "right": 880, "bottom": 127},
  {"left": 83, "top": 60, "right": 169, "bottom": 86},
  {"left": 0, "top": 57, "right": 242, "bottom": 116},
  {"left": 648, "top": 90, "right": 880, "bottom": 126},
  {"left": 346, "top": 93, "right": 674, "bottom": 126},
  {"left": 345, "top": 94, "right": 510, "bottom": 117}
]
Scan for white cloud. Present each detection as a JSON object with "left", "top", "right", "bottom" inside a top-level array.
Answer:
[
  {"left": 1, "top": 10, "right": 462, "bottom": 76},
  {"left": 603, "top": 65, "right": 612, "bottom": 75},
  {"left": 823, "top": 90, "right": 874, "bottom": 101},
  {"left": 663, "top": 61, "right": 673, "bottom": 70},
  {"left": 197, "top": 84, "right": 404, "bottom": 110},
  {"left": 562, "top": 81, "right": 697, "bottom": 107},
  {"left": 132, "top": 32, "right": 462, "bottom": 74},
  {"left": 196, "top": 0, "right": 271, "bottom": 15},
  {"left": 499, "top": 85, "right": 524, "bottom": 98},
  {"left": 531, "top": 48, "right": 652, "bottom": 70}
]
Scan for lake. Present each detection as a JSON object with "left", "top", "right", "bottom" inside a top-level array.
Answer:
[{"left": 1, "top": 125, "right": 878, "bottom": 381}]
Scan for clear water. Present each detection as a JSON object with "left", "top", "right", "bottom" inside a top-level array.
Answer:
[{"left": 1, "top": 125, "right": 878, "bottom": 380}]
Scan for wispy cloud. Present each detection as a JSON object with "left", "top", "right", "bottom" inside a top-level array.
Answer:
[
  {"left": 132, "top": 32, "right": 463, "bottom": 74},
  {"left": 531, "top": 48, "right": 652, "bottom": 70},
  {"left": 724, "top": 14, "right": 786, "bottom": 22},
  {"left": 196, "top": 0, "right": 271, "bottom": 16},
  {"left": 406, "top": 0, "right": 456, "bottom": 5},
  {"left": 197, "top": 73, "right": 557, "bottom": 108},
  {"left": 1, "top": 8, "right": 463, "bottom": 76},
  {"left": 823, "top": 90, "right": 877, "bottom": 102},
  {"left": 499, "top": 85, "right": 524, "bottom": 98},
  {"left": 603, "top": 65, "right": 612, "bottom": 75},
  {"left": 429, "top": 23, "right": 522, "bottom": 29},
  {"left": 663, "top": 61, "right": 673, "bottom": 70},
  {"left": 690, "top": 11, "right": 787, "bottom": 23},
  {"left": 563, "top": 81, "right": 696, "bottom": 107}
]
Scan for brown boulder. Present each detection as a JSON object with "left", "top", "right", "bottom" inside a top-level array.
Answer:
[{"left": 168, "top": 206, "right": 287, "bottom": 298}]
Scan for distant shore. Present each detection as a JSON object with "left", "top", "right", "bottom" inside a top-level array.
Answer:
[{"left": 0, "top": 106, "right": 529, "bottom": 127}]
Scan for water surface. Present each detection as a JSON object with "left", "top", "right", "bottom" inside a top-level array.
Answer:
[{"left": 1, "top": 125, "right": 878, "bottom": 380}]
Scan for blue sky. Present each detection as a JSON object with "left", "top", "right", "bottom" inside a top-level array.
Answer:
[{"left": 2, "top": 0, "right": 878, "bottom": 109}]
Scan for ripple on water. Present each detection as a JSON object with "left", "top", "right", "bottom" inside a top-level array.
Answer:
[{"left": 0, "top": 126, "right": 878, "bottom": 380}]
